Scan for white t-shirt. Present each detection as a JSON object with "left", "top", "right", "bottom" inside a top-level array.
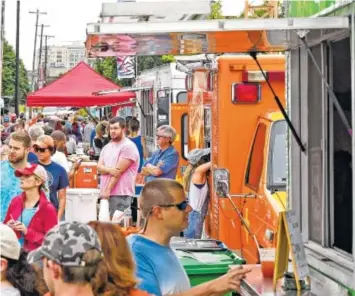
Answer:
[
  {"left": 0, "top": 286, "right": 21, "bottom": 296},
  {"left": 52, "top": 151, "right": 70, "bottom": 172}
]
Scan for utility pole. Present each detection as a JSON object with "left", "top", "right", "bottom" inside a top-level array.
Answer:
[
  {"left": 37, "top": 24, "right": 49, "bottom": 89},
  {"left": 29, "top": 9, "right": 47, "bottom": 91},
  {"left": 0, "top": 0, "right": 5, "bottom": 101},
  {"left": 14, "top": 0, "right": 20, "bottom": 116},
  {"left": 43, "top": 34, "right": 54, "bottom": 85}
]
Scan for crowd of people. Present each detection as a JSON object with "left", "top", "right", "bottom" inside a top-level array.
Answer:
[{"left": 0, "top": 111, "right": 251, "bottom": 296}]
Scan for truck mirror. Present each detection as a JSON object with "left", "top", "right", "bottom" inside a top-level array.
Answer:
[{"left": 213, "top": 168, "right": 230, "bottom": 198}]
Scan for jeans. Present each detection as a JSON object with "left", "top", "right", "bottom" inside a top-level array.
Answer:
[{"left": 184, "top": 197, "right": 209, "bottom": 239}]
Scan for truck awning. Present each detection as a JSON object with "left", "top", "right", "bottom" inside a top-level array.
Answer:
[{"left": 86, "top": 17, "right": 349, "bottom": 56}]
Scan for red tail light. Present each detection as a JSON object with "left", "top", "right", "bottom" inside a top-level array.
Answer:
[{"left": 232, "top": 83, "right": 261, "bottom": 103}]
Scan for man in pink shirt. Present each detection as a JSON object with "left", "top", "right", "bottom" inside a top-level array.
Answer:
[{"left": 98, "top": 116, "right": 140, "bottom": 216}]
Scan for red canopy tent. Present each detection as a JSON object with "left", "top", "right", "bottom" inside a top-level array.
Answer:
[{"left": 27, "top": 62, "right": 135, "bottom": 107}]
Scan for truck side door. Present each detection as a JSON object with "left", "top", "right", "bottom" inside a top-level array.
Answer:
[{"left": 240, "top": 119, "right": 270, "bottom": 263}]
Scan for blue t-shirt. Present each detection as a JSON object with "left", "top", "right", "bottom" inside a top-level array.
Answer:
[
  {"left": 129, "top": 136, "right": 144, "bottom": 172},
  {"left": 0, "top": 161, "right": 22, "bottom": 221},
  {"left": 127, "top": 235, "right": 190, "bottom": 296},
  {"left": 18, "top": 208, "right": 36, "bottom": 246},
  {"left": 144, "top": 146, "right": 179, "bottom": 182},
  {"left": 27, "top": 152, "right": 38, "bottom": 163},
  {"left": 34, "top": 161, "right": 69, "bottom": 209}
]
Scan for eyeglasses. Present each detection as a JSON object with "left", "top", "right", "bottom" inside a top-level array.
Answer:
[
  {"left": 34, "top": 146, "right": 52, "bottom": 153},
  {"left": 159, "top": 200, "right": 189, "bottom": 211},
  {"left": 156, "top": 134, "right": 168, "bottom": 139}
]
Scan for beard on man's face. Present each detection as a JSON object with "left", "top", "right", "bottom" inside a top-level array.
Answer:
[
  {"left": 110, "top": 131, "right": 124, "bottom": 142},
  {"left": 8, "top": 151, "right": 26, "bottom": 164}
]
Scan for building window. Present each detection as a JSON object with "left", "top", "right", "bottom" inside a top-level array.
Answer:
[{"left": 302, "top": 37, "right": 353, "bottom": 255}]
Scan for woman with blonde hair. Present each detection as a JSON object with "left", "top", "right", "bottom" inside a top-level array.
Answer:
[
  {"left": 88, "top": 221, "right": 150, "bottom": 296},
  {"left": 4, "top": 163, "right": 58, "bottom": 251}
]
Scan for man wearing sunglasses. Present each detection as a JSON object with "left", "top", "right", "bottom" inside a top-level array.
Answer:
[
  {"left": 128, "top": 179, "right": 251, "bottom": 296},
  {"left": 141, "top": 125, "right": 179, "bottom": 183},
  {"left": 33, "top": 135, "right": 69, "bottom": 221}
]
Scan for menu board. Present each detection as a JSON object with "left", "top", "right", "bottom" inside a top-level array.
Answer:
[
  {"left": 285, "top": 210, "right": 310, "bottom": 280},
  {"left": 273, "top": 210, "right": 310, "bottom": 291}
]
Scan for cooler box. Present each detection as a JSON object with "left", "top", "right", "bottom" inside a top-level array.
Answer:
[
  {"left": 73, "top": 162, "right": 98, "bottom": 188},
  {"left": 171, "top": 238, "right": 245, "bottom": 295},
  {"left": 66, "top": 188, "right": 99, "bottom": 223}
]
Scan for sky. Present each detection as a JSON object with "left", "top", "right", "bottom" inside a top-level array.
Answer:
[{"left": 3, "top": 0, "right": 250, "bottom": 70}]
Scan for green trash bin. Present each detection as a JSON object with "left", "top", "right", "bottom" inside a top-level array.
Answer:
[{"left": 175, "top": 248, "right": 245, "bottom": 296}]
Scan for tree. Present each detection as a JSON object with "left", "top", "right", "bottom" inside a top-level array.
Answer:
[
  {"left": 1, "top": 39, "right": 30, "bottom": 105},
  {"left": 209, "top": 0, "right": 224, "bottom": 19}
]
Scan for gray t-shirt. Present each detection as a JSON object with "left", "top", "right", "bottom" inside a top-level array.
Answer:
[{"left": 0, "top": 286, "right": 21, "bottom": 296}]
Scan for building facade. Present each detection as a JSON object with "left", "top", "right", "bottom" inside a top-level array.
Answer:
[{"left": 35, "top": 41, "right": 95, "bottom": 84}]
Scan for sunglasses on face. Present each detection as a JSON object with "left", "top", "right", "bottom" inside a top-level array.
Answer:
[
  {"left": 33, "top": 146, "right": 53, "bottom": 153},
  {"left": 159, "top": 200, "right": 189, "bottom": 211},
  {"left": 156, "top": 134, "right": 169, "bottom": 139}
]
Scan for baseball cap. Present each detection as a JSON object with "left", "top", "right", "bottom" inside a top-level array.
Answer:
[
  {"left": 3, "top": 116, "right": 9, "bottom": 123},
  {"left": 27, "top": 222, "right": 102, "bottom": 267},
  {"left": 15, "top": 163, "right": 48, "bottom": 183},
  {"left": 186, "top": 148, "right": 211, "bottom": 165},
  {"left": 0, "top": 224, "right": 21, "bottom": 260}
]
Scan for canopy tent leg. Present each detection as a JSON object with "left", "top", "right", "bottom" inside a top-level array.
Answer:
[{"left": 298, "top": 32, "right": 352, "bottom": 137}]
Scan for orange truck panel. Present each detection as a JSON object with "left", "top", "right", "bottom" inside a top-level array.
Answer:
[
  {"left": 187, "top": 54, "right": 286, "bottom": 263},
  {"left": 171, "top": 103, "right": 189, "bottom": 183}
]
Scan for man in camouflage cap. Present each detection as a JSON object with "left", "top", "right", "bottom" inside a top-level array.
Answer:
[{"left": 28, "top": 221, "right": 103, "bottom": 296}]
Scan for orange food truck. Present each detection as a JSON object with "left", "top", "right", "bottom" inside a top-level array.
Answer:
[
  {"left": 183, "top": 54, "right": 287, "bottom": 263},
  {"left": 86, "top": 4, "right": 348, "bottom": 268}
]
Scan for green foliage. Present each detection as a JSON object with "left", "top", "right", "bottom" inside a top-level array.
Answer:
[
  {"left": 137, "top": 56, "right": 170, "bottom": 73},
  {"left": 208, "top": 0, "right": 224, "bottom": 19},
  {"left": 94, "top": 57, "right": 119, "bottom": 84},
  {"left": 1, "top": 39, "right": 30, "bottom": 104},
  {"left": 161, "top": 54, "right": 175, "bottom": 63}
]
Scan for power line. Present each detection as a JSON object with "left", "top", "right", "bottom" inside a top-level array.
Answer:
[
  {"left": 29, "top": 9, "right": 47, "bottom": 91},
  {"left": 37, "top": 24, "right": 50, "bottom": 89}
]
